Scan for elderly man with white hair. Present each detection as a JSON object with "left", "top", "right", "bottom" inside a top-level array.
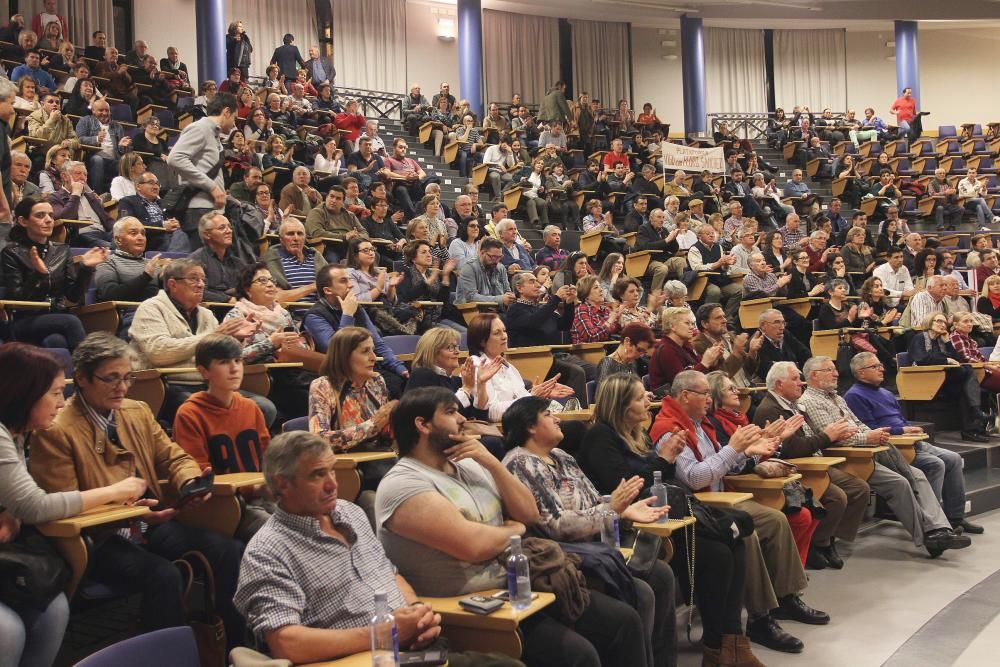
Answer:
[
  {"left": 188, "top": 211, "right": 248, "bottom": 304},
  {"left": 754, "top": 361, "right": 869, "bottom": 569},
  {"left": 277, "top": 165, "right": 322, "bottom": 216},
  {"left": 900, "top": 274, "right": 947, "bottom": 329},
  {"left": 48, "top": 159, "right": 114, "bottom": 247},
  {"left": 687, "top": 225, "right": 742, "bottom": 321},
  {"left": 798, "top": 356, "right": 971, "bottom": 557},
  {"left": 496, "top": 219, "right": 536, "bottom": 272}
]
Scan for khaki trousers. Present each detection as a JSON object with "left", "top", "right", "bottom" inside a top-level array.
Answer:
[{"left": 741, "top": 500, "right": 809, "bottom": 618}]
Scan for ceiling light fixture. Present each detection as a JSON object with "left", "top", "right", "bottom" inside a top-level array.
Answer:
[{"left": 591, "top": 0, "right": 700, "bottom": 13}]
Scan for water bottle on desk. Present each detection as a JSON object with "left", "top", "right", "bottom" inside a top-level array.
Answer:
[
  {"left": 369, "top": 591, "right": 399, "bottom": 666},
  {"left": 650, "top": 470, "right": 669, "bottom": 524},
  {"left": 506, "top": 535, "right": 532, "bottom": 611},
  {"left": 600, "top": 494, "right": 620, "bottom": 548}
]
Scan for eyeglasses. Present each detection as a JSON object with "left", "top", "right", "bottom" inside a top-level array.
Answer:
[
  {"left": 442, "top": 343, "right": 460, "bottom": 352},
  {"left": 176, "top": 276, "right": 206, "bottom": 285},
  {"left": 684, "top": 388, "right": 712, "bottom": 397},
  {"left": 859, "top": 363, "right": 884, "bottom": 371},
  {"left": 93, "top": 372, "right": 138, "bottom": 388},
  {"left": 252, "top": 276, "right": 276, "bottom": 286},
  {"left": 813, "top": 367, "right": 837, "bottom": 374},
  {"left": 485, "top": 253, "right": 503, "bottom": 261},
  {"left": 138, "top": 180, "right": 160, "bottom": 186},
  {"left": 358, "top": 247, "right": 376, "bottom": 254}
]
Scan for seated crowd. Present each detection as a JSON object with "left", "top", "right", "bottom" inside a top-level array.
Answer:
[{"left": 0, "top": 7, "right": 998, "bottom": 667}]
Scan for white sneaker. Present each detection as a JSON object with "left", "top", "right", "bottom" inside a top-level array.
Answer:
[{"left": 993, "top": 216, "right": 1000, "bottom": 224}]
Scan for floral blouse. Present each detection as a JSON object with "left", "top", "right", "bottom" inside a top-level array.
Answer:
[
  {"left": 618, "top": 305, "right": 658, "bottom": 329},
  {"left": 307, "top": 375, "right": 392, "bottom": 453},
  {"left": 224, "top": 299, "right": 296, "bottom": 364},
  {"left": 502, "top": 447, "right": 610, "bottom": 542}
]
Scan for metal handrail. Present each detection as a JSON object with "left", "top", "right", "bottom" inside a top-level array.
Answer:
[{"left": 707, "top": 111, "right": 850, "bottom": 141}]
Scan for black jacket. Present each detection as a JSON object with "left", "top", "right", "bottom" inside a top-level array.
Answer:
[
  {"left": 406, "top": 368, "right": 490, "bottom": 421},
  {"left": 117, "top": 195, "right": 167, "bottom": 226},
  {"left": 752, "top": 392, "right": 832, "bottom": 459},
  {"left": 634, "top": 222, "right": 680, "bottom": 255},
  {"left": 755, "top": 334, "right": 811, "bottom": 383},
  {"left": 503, "top": 295, "right": 574, "bottom": 348},
  {"left": 1, "top": 239, "right": 93, "bottom": 310}
]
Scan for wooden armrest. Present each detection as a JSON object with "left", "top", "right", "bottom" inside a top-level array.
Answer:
[
  {"left": 279, "top": 301, "right": 317, "bottom": 309},
  {"left": 725, "top": 473, "right": 802, "bottom": 489},
  {"left": 785, "top": 456, "right": 847, "bottom": 470},
  {"left": 0, "top": 300, "right": 52, "bottom": 309},
  {"left": 155, "top": 366, "right": 199, "bottom": 374},
  {"left": 899, "top": 365, "right": 951, "bottom": 373},
  {"left": 334, "top": 451, "right": 398, "bottom": 468},
  {"left": 694, "top": 491, "right": 753, "bottom": 507},
  {"left": 633, "top": 516, "right": 696, "bottom": 538},
  {"left": 38, "top": 504, "right": 151, "bottom": 538},
  {"left": 423, "top": 589, "right": 555, "bottom": 630},
  {"left": 825, "top": 446, "right": 889, "bottom": 458},
  {"left": 211, "top": 472, "right": 266, "bottom": 495},
  {"left": 73, "top": 301, "right": 141, "bottom": 314},
  {"left": 557, "top": 408, "right": 594, "bottom": 422},
  {"left": 887, "top": 433, "right": 928, "bottom": 445}
]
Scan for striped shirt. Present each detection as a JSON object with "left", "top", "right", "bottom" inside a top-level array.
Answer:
[
  {"left": 234, "top": 503, "right": 406, "bottom": 642},
  {"left": 279, "top": 247, "right": 318, "bottom": 300}
]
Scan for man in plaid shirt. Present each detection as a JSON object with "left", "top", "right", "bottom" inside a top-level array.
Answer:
[
  {"left": 797, "top": 356, "right": 971, "bottom": 558},
  {"left": 234, "top": 430, "right": 523, "bottom": 666}
]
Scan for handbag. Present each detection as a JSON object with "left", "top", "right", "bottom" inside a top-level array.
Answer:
[
  {"left": 174, "top": 551, "right": 226, "bottom": 667},
  {"left": 621, "top": 529, "right": 663, "bottom": 578},
  {"left": 0, "top": 525, "right": 70, "bottom": 614},
  {"left": 161, "top": 159, "right": 224, "bottom": 218},
  {"left": 753, "top": 459, "right": 798, "bottom": 479}
]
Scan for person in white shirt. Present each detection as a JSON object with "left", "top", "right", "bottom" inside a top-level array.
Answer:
[
  {"left": 480, "top": 140, "right": 516, "bottom": 200},
  {"left": 958, "top": 168, "right": 1000, "bottom": 227},
  {"left": 939, "top": 250, "right": 968, "bottom": 291},
  {"left": 729, "top": 225, "right": 758, "bottom": 277},
  {"left": 872, "top": 248, "right": 914, "bottom": 307}
]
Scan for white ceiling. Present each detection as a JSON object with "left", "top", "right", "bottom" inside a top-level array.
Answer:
[{"left": 463, "top": 0, "right": 1000, "bottom": 29}]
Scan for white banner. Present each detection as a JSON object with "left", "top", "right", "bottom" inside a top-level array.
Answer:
[{"left": 660, "top": 142, "right": 727, "bottom": 173}]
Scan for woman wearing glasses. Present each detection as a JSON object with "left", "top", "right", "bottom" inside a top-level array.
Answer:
[
  {"left": 0, "top": 198, "right": 107, "bottom": 351},
  {"left": 0, "top": 343, "right": 148, "bottom": 667},
  {"left": 224, "top": 262, "right": 312, "bottom": 419}
]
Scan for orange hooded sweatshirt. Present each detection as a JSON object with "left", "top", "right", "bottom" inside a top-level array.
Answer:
[{"left": 173, "top": 391, "right": 271, "bottom": 473}]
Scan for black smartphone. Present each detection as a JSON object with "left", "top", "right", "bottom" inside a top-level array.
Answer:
[
  {"left": 176, "top": 472, "right": 215, "bottom": 509},
  {"left": 398, "top": 649, "right": 448, "bottom": 666}
]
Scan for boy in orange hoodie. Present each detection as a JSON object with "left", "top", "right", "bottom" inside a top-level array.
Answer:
[{"left": 174, "top": 334, "right": 272, "bottom": 541}]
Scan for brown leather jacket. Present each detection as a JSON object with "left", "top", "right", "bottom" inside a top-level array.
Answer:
[{"left": 29, "top": 396, "right": 201, "bottom": 503}]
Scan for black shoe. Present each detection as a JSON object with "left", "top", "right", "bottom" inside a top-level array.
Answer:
[
  {"left": 925, "top": 528, "right": 973, "bottom": 558},
  {"left": 772, "top": 595, "right": 831, "bottom": 625},
  {"left": 820, "top": 541, "right": 845, "bottom": 569},
  {"left": 961, "top": 431, "right": 991, "bottom": 443},
  {"left": 747, "top": 615, "right": 804, "bottom": 654},
  {"left": 805, "top": 546, "right": 828, "bottom": 570},
  {"left": 952, "top": 518, "right": 985, "bottom": 535}
]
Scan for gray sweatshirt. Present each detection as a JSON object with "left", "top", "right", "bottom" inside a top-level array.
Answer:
[
  {"left": 166, "top": 116, "right": 226, "bottom": 209},
  {"left": 0, "top": 423, "right": 82, "bottom": 524}
]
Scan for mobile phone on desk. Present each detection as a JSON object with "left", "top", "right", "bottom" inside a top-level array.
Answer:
[
  {"left": 399, "top": 647, "right": 448, "bottom": 665},
  {"left": 458, "top": 595, "right": 504, "bottom": 614},
  {"left": 491, "top": 590, "right": 539, "bottom": 601},
  {"left": 175, "top": 472, "right": 215, "bottom": 509}
]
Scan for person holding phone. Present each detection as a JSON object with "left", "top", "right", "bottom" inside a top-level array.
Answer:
[{"left": 28, "top": 333, "right": 247, "bottom": 649}]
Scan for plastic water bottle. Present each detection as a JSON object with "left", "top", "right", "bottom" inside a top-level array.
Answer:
[
  {"left": 506, "top": 535, "right": 532, "bottom": 611},
  {"left": 600, "top": 494, "right": 621, "bottom": 548},
  {"left": 650, "top": 470, "right": 669, "bottom": 524},
  {"left": 370, "top": 591, "right": 399, "bottom": 667}
]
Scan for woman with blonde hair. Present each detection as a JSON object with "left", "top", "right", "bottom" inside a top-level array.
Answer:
[
  {"left": 576, "top": 373, "right": 761, "bottom": 667},
  {"left": 977, "top": 274, "right": 1000, "bottom": 322},
  {"left": 110, "top": 152, "right": 145, "bottom": 200}
]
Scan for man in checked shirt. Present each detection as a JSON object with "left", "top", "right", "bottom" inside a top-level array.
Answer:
[{"left": 234, "top": 430, "right": 523, "bottom": 666}]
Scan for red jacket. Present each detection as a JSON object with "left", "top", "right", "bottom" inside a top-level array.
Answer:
[
  {"left": 648, "top": 336, "right": 708, "bottom": 393},
  {"left": 649, "top": 396, "right": 722, "bottom": 492},
  {"left": 335, "top": 112, "right": 366, "bottom": 141}
]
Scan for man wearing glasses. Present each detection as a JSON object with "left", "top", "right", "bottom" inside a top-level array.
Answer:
[
  {"left": 117, "top": 171, "right": 189, "bottom": 252},
  {"left": 455, "top": 237, "right": 515, "bottom": 308},
  {"left": 754, "top": 308, "right": 811, "bottom": 383},
  {"left": 129, "top": 258, "right": 273, "bottom": 425},
  {"left": 798, "top": 356, "right": 972, "bottom": 558},
  {"left": 845, "top": 351, "right": 984, "bottom": 534},
  {"left": 189, "top": 212, "right": 247, "bottom": 303},
  {"left": 30, "top": 332, "right": 247, "bottom": 649}
]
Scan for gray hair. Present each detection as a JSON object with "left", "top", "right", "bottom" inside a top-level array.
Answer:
[
  {"left": 0, "top": 79, "right": 16, "bottom": 103},
  {"left": 263, "top": 431, "right": 332, "bottom": 496},
  {"left": 10, "top": 150, "right": 30, "bottom": 165},
  {"left": 424, "top": 182, "right": 441, "bottom": 194},
  {"left": 292, "top": 165, "right": 310, "bottom": 179},
  {"left": 495, "top": 218, "right": 517, "bottom": 235},
  {"left": 705, "top": 370, "right": 732, "bottom": 410},
  {"left": 765, "top": 361, "right": 801, "bottom": 391},
  {"left": 198, "top": 211, "right": 224, "bottom": 238},
  {"left": 749, "top": 252, "right": 765, "bottom": 263},
  {"left": 826, "top": 278, "right": 850, "bottom": 293},
  {"left": 112, "top": 216, "right": 142, "bottom": 238},
  {"left": 510, "top": 271, "right": 531, "bottom": 295},
  {"left": 278, "top": 217, "right": 305, "bottom": 235},
  {"left": 802, "top": 355, "right": 833, "bottom": 379},
  {"left": 543, "top": 225, "right": 561, "bottom": 240},
  {"left": 759, "top": 307, "right": 783, "bottom": 323},
  {"left": 662, "top": 280, "right": 688, "bottom": 298},
  {"left": 61, "top": 160, "right": 85, "bottom": 176},
  {"left": 849, "top": 351, "right": 879, "bottom": 377},
  {"left": 810, "top": 230, "right": 827, "bottom": 240},
  {"left": 665, "top": 195, "right": 680, "bottom": 206},
  {"left": 72, "top": 332, "right": 135, "bottom": 382},
  {"left": 161, "top": 257, "right": 202, "bottom": 285},
  {"left": 670, "top": 369, "right": 706, "bottom": 398},
  {"left": 926, "top": 275, "right": 946, "bottom": 289}
]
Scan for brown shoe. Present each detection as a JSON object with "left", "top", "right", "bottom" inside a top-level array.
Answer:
[
  {"left": 720, "top": 634, "right": 767, "bottom": 667},
  {"left": 702, "top": 645, "right": 722, "bottom": 667}
]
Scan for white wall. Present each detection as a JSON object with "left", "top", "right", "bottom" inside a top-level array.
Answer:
[
  {"left": 405, "top": 1, "right": 460, "bottom": 101},
  {"left": 630, "top": 26, "right": 684, "bottom": 137},
  {"left": 844, "top": 28, "right": 896, "bottom": 119},
  {"left": 920, "top": 27, "right": 1000, "bottom": 130},
  {"left": 133, "top": 0, "right": 199, "bottom": 84}
]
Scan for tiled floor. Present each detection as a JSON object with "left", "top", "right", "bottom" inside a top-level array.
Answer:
[{"left": 678, "top": 509, "right": 1000, "bottom": 667}]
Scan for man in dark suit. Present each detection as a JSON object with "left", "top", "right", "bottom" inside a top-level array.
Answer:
[
  {"left": 303, "top": 46, "right": 335, "bottom": 87},
  {"left": 754, "top": 308, "right": 811, "bottom": 383},
  {"left": 723, "top": 168, "right": 763, "bottom": 218},
  {"left": 754, "top": 361, "right": 870, "bottom": 570}
]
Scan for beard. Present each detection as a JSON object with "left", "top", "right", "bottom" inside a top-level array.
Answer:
[{"left": 428, "top": 426, "right": 456, "bottom": 454}]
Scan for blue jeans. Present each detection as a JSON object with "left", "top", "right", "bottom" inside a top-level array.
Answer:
[
  {"left": 912, "top": 441, "right": 966, "bottom": 522},
  {"left": 85, "top": 154, "right": 118, "bottom": 194},
  {"left": 0, "top": 594, "right": 69, "bottom": 667}
]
